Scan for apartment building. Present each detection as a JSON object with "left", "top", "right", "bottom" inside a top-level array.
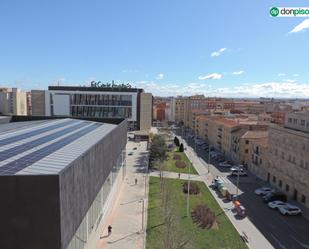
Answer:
[
  {"left": 175, "top": 96, "right": 188, "bottom": 124},
  {"left": 215, "top": 118, "right": 240, "bottom": 158},
  {"left": 31, "top": 86, "right": 152, "bottom": 131},
  {"left": 233, "top": 101, "right": 265, "bottom": 114},
  {"left": 238, "top": 131, "right": 269, "bottom": 167},
  {"left": 195, "top": 115, "right": 240, "bottom": 158},
  {"left": 265, "top": 112, "right": 309, "bottom": 208},
  {"left": 248, "top": 136, "right": 268, "bottom": 179},
  {"left": 0, "top": 87, "right": 27, "bottom": 115}
]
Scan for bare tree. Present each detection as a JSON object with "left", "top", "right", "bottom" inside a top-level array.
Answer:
[{"left": 161, "top": 181, "right": 192, "bottom": 249}]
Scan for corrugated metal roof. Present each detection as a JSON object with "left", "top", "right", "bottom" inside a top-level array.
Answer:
[{"left": 0, "top": 118, "right": 117, "bottom": 175}]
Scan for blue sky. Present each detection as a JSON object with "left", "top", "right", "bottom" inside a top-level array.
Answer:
[{"left": 1, "top": 0, "right": 309, "bottom": 97}]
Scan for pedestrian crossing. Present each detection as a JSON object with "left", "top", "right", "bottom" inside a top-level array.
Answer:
[{"left": 217, "top": 176, "right": 232, "bottom": 185}]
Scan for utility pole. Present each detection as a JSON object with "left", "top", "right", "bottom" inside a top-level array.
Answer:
[
  {"left": 235, "top": 167, "right": 240, "bottom": 201},
  {"left": 208, "top": 145, "right": 211, "bottom": 173},
  {"left": 140, "top": 198, "right": 145, "bottom": 231},
  {"left": 186, "top": 160, "right": 191, "bottom": 217},
  {"left": 144, "top": 159, "right": 148, "bottom": 198}
]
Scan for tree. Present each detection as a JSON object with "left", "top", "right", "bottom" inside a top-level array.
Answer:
[
  {"left": 179, "top": 143, "right": 184, "bottom": 152},
  {"left": 174, "top": 136, "right": 180, "bottom": 147},
  {"left": 161, "top": 184, "right": 191, "bottom": 249},
  {"left": 149, "top": 135, "right": 168, "bottom": 168}
]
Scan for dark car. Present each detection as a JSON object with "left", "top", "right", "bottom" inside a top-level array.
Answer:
[{"left": 263, "top": 192, "right": 287, "bottom": 203}]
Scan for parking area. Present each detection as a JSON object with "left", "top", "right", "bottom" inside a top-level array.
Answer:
[{"left": 176, "top": 130, "right": 309, "bottom": 249}]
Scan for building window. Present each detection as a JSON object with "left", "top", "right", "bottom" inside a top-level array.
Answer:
[
  {"left": 279, "top": 180, "right": 282, "bottom": 188},
  {"left": 288, "top": 155, "right": 291, "bottom": 162},
  {"left": 245, "top": 149, "right": 248, "bottom": 154},
  {"left": 288, "top": 118, "right": 292, "bottom": 123},
  {"left": 286, "top": 184, "right": 290, "bottom": 192},
  {"left": 301, "top": 120, "right": 305, "bottom": 126},
  {"left": 300, "top": 160, "right": 304, "bottom": 167},
  {"left": 281, "top": 152, "right": 285, "bottom": 160},
  {"left": 246, "top": 140, "right": 249, "bottom": 144},
  {"left": 301, "top": 195, "right": 306, "bottom": 204},
  {"left": 273, "top": 176, "right": 276, "bottom": 183},
  {"left": 293, "top": 118, "right": 297, "bottom": 124},
  {"left": 292, "top": 157, "right": 296, "bottom": 164},
  {"left": 260, "top": 158, "right": 262, "bottom": 164}
]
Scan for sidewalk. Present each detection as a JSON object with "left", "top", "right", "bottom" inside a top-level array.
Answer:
[
  {"left": 181, "top": 138, "right": 274, "bottom": 249},
  {"left": 96, "top": 141, "right": 148, "bottom": 249},
  {"left": 149, "top": 170, "right": 204, "bottom": 182}
]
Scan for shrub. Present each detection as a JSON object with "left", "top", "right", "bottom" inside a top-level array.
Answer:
[
  {"left": 179, "top": 143, "right": 184, "bottom": 152},
  {"left": 182, "top": 182, "right": 200, "bottom": 195},
  {"left": 173, "top": 154, "right": 181, "bottom": 160},
  {"left": 175, "top": 161, "right": 186, "bottom": 168},
  {"left": 191, "top": 204, "right": 216, "bottom": 229},
  {"left": 174, "top": 136, "right": 180, "bottom": 147}
]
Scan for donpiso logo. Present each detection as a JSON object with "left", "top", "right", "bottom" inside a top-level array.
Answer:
[{"left": 270, "top": 7, "right": 280, "bottom": 17}]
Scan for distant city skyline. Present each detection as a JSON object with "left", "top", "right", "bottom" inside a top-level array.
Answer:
[{"left": 0, "top": 1, "right": 309, "bottom": 97}]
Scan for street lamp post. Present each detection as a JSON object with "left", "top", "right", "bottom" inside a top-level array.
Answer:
[
  {"left": 208, "top": 145, "right": 211, "bottom": 173},
  {"left": 186, "top": 161, "right": 191, "bottom": 217},
  {"left": 144, "top": 159, "right": 148, "bottom": 199},
  {"left": 235, "top": 167, "right": 240, "bottom": 201}
]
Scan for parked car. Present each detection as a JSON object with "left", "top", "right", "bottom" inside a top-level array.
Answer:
[
  {"left": 133, "top": 147, "right": 137, "bottom": 150},
  {"left": 268, "top": 200, "right": 288, "bottom": 209},
  {"left": 128, "top": 152, "right": 134, "bottom": 156},
  {"left": 217, "top": 158, "right": 225, "bottom": 163},
  {"left": 230, "top": 165, "right": 244, "bottom": 172},
  {"left": 279, "top": 205, "right": 302, "bottom": 216},
  {"left": 231, "top": 169, "right": 247, "bottom": 176},
  {"left": 255, "top": 187, "right": 274, "bottom": 196},
  {"left": 263, "top": 192, "right": 287, "bottom": 203},
  {"left": 219, "top": 161, "right": 232, "bottom": 167}
]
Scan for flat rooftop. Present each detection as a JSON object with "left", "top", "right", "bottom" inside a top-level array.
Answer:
[{"left": 0, "top": 118, "right": 117, "bottom": 176}]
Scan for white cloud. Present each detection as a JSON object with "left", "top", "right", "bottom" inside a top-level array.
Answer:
[
  {"left": 198, "top": 73, "right": 222, "bottom": 80},
  {"left": 134, "top": 81, "right": 309, "bottom": 98},
  {"left": 277, "top": 73, "right": 286, "bottom": 77},
  {"left": 290, "top": 19, "right": 309, "bottom": 33},
  {"left": 122, "top": 69, "right": 138, "bottom": 73},
  {"left": 211, "top": 48, "right": 226, "bottom": 57},
  {"left": 283, "top": 79, "right": 297, "bottom": 83},
  {"left": 232, "top": 70, "right": 245, "bottom": 75},
  {"left": 293, "top": 74, "right": 299, "bottom": 77},
  {"left": 156, "top": 73, "right": 164, "bottom": 80}
]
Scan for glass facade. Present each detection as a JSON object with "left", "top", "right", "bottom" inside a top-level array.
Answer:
[
  {"left": 71, "top": 106, "right": 132, "bottom": 119},
  {"left": 70, "top": 94, "right": 133, "bottom": 119},
  {"left": 50, "top": 93, "right": 134, "bottom": 119},
  {"left": 66, "top": 149, "right": 125, "bottom": 249}
]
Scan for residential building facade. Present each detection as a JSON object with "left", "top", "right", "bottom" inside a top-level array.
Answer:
[
  {"left": 267, "top": 123, "right": 309, "bottom": 208},
  {"left": 0, "top": 87, "right": 27, "bottom": 115}
]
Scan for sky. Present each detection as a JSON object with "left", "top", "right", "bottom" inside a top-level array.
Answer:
[{"left": 0, "top": 0, "right": 309, "bottom": 98}]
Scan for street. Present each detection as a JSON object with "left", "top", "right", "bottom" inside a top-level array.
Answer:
[{"left": 177, "top": 130, "right": 309, "bottom": 249}]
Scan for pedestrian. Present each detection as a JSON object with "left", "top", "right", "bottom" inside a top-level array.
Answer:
[
  {"left": 135, "top": 178, "right": 138, "bottom": 185},
  {"left": 108, "top": 225, "right": 112, "bottom": 236},
  {"left": 178, "top": 172, "right": 181, "bottom": 179}
]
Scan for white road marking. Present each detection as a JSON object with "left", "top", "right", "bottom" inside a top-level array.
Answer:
[
  {"left": 291, "top": 235, "right": 309, "bottom": 249},
  {"left": 271, "top": 233, "right": 288, "bottom": 249},
  {"left": 218, "top": 176, "right": 232, "bottom": 184}
]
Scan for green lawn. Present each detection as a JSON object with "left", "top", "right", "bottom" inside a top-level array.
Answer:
[
  {"left": 146, "top": 177, "right": 248, "bottom": 249},
  {"left": 155, "top": 151, "right": 198, "bottom": 175}
]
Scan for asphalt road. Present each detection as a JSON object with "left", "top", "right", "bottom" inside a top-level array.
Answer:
[{"left": 176, "top": 131, "right": 309, "bottom": 249}]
